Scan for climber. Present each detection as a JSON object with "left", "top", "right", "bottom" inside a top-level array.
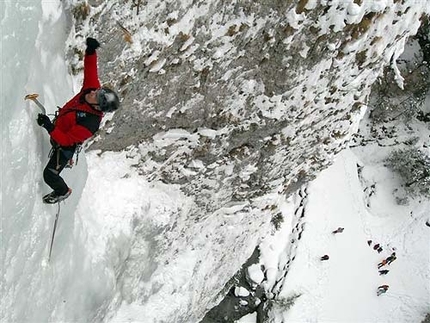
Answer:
[
  {"left": 376, "top": 285, "right": 389, "bottom": 296},
  {"left": 386, "top": 252, "right": 397, "bottom": 265},
  {"left": 332, "top": 227, "right": 344, "bottom": 234},
  {"left": 37, "top": 37, "right": 120, "bottom": 204},
  {"left": 377, "top": 259, "right": 388, "bottom": 269}
]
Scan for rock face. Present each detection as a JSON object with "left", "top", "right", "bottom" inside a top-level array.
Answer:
[{"left": 65, "top": 0, "right": 429, "bottom": 322}]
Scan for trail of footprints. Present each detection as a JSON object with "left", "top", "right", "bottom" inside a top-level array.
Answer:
[{"left": 271, "top": 186, "right": 308, "bottom": 297}]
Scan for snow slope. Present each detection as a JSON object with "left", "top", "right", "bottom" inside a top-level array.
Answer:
[{"left": 257, "top": 148, "right": 429, "bottom": 323}]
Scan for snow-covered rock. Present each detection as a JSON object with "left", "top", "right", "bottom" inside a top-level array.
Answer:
[
  {"left": 234, "top": 286, "right": 250, "bottom": 298},
  {"left": 69, "top": 1, "right": 430, "bottom": 322},
  {"left": 247, "top": 263, "right": 265, "bottom": 287}
]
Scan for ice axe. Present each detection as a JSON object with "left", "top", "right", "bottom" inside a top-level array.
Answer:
[{"left": 25, "top": 93, "right": 46, "bottom": 115}]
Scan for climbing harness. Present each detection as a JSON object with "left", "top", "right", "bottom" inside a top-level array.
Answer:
[{"left": 48, "top": 144, "right": 82, "bottom": 170}]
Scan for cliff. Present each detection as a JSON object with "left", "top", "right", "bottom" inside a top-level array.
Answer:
[{"left": 63, "top": 0, "right": 429, "bottom": 321}]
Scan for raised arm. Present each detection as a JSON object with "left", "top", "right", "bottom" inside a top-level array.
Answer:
[{"left": 82, "top": 37, "right": 101, "bottom": 90}]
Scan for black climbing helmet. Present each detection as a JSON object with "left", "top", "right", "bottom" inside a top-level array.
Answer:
[{"left": 97, "top": 87, "right": 120, "bottom": 112}]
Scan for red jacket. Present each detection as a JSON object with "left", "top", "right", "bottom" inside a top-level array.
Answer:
[{"left": 50, "top": 53, "right": 103, "bottom": 148}]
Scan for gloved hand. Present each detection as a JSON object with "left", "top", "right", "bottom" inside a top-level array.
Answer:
[
  {"left": 37, "top": 114, "right": 54, "bottom": 133},
  {"left": 86, "top": 37, "right": 100, "bottom": 55}
]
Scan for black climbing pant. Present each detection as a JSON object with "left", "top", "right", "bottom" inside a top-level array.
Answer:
[{"left": 43, "top": 147, "right": 75, "bottom": 195}]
